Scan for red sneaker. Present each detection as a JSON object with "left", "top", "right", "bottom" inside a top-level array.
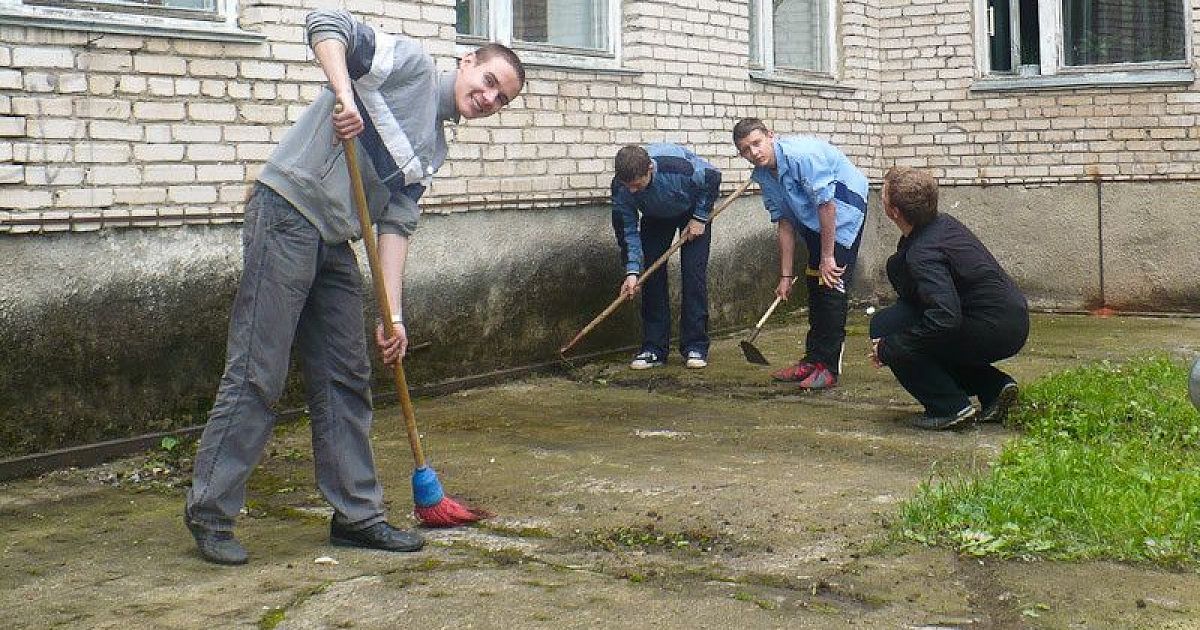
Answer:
[
  {"left": 771, "top": 360, "right": 817, "bottom": 382},
  {"left": 798, "top": 363, "right": 837, "bottom": 389}
]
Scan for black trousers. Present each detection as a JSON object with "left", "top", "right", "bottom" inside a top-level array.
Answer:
[
  {"left": 871, "top": 301, "right": 1027, "bottom": 416},
  {"left": 797, "top": 220, "right": 864, "bottom": 374}
]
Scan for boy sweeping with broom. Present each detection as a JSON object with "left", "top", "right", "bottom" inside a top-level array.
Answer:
[
  {"left": 611, "top": 144, "right": 722, "bottom": 370},
  {"left": 184, "top": 9, "right": 524, "bottom": 565}
]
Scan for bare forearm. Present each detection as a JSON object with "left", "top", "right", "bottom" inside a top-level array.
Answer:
[
  {"left": 817, "top": 201, "right": 837, "bottom": 259},
  {"left": 313, "top": 39, "right": 352, "bottom": 97},
  {"left": 776, "top": 220, "right": 796, "bottom": 277},
  {"left": 377, "top": 233, "right": 409, "bottom": 321}
]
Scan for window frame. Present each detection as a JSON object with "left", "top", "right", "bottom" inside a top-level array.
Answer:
[
  {"left": 974, "top": 0, "right": 1193, "bottom": 89},
  {"left": 456, "top": 0, "right": 623, "bottom": 71},
  {"left": 0, "top": 0, "right": 262, "bottom": 43},
  {"left": 748, "top": 0, "right": 839, "bottom": 81}
]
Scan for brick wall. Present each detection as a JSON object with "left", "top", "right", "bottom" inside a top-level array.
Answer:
[
  {"left": 0, "top": 0, "right": 880, "bottom": 231},
  {"left": 878, "top": 0, "right": 1200, "bottom": 185},
  {"left": 3, "top": 0, "right": 1198, "bottom": 230}
]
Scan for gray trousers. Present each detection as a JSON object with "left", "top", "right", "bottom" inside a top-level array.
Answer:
[{"left": 186, "top": 184, "right": 385, "bottom": 533}]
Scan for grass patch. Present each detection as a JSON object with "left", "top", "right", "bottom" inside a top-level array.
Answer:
[{"left": 899, "top": 354, "right": 1200, "bottom": 566}]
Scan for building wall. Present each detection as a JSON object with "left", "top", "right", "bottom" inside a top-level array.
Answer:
[{"left": 1, "top": 0, "right": 1199, "bottom": 456}]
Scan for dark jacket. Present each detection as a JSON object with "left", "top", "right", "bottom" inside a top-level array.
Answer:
[{"left": 879, "top": 213, "right": 1028, "bottom": 365}]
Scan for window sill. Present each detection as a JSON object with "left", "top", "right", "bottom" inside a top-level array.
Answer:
[
  {"left": 748, "top": 70, "right": 856, "bottom": 93},
  {"left": 0, "top": 4, "right": 264, "bottom": 44},
  {"left": 455, "top": 42, "right": 640, "bottom": 76},
  {"left": 971, "top": 67, "right": 1195, "bottom": 92}
]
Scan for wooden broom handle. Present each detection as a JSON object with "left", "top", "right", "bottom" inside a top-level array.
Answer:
[{"left": 339, "top": 113, "right": 427, "bottom": 468}]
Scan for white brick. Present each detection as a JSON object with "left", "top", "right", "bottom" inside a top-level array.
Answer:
[
  {"left": 143, "top": 164, "right": 195, "bottom": 183},
  {"left": 26, "top": 119, "right": 86, "bottom": 139},
  {"left": 186, "top": 144, "right": 235, "bottom": 161},
  {"left": 0, "top": 189, "right": 52, "bottom": 209},
  {"left": 196, "top": 164, "right": 244, "bottom": 182},
  {"left": 77, "top": 52, "right": 133, "bottom": 73},
  {"left": 134, "top": 54, "right": 187, "bottom": 76},
  {"left": 171, "top": 124, "right": 222, "bottom": 143},
  {"left": 240, "top": 61, "right": 285, "bottom": 80},
  {"left": 12, "top": 143, "right": 71, "bottom": 162},
  {"left": 13, "top": 96, "right": 71, "bottom": 116},
  {"left": 187, "top": 103, "right": 237, "bottom": 122},
  {"left": 22, "top": 72, "right": 55, "bottom": 92},
  {"left": 13, "top": 47, "right": 73, "bottom": 68},
  {"left": 88, "top": 75, "right": 117, "bottom": 95},
  {"left": 118, "top": 75, "right": 147, "bottom": 94},
  {"left": 89, "top": 121, "right": 143, "bottom": 141},
  {"left": 88, "top": 165, "right": 141, "bottom": 185},
  {"left": 55, "top": 188, "right": 115, "bottom": 208},
  {"left": 168, "top": 185, "right": 218, "bottom": 203},
  {"left": 133, "top": 102, "right": 186, "bottom": 121},
  {"left": 113, "top": 187, "right": 167, "bottom": 204},
  {"left": 189, "top": 59, "right": 238, "bottom": 78},
  {"left": 0, "top": 69, "right": 19, "bottom": 89},
  {"left": 75, "top": 99, "right": 132, "bottom": 119},
  {"left": 133, "top": 144, "right": 185, "bottom": 162},
  {"left": 0, "top": 164, "right": 22, "bottom": 184},
  {"left": 147, "top": 77, "right": 175, "bottom": 97},
  {"left": 25, "top": 165, "right": 84, "bottom": 185},
  {"left": 74, "top": 143, "right": 132, "bottom": 163}
]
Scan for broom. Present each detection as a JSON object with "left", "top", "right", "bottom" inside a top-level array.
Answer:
[
  {"left": 341, "top": 118, "right": 487, "bottom": 527},
  {"left": 559, "top": 177, "right": 754, "bottom": 356}
]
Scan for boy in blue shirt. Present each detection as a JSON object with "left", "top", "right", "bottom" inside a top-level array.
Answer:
[
  {"left": 732, "top": 118, "right": 868, "bottom": 389},
  {"left": 611, "top": 144, "right": 722, "bottom": 369}
]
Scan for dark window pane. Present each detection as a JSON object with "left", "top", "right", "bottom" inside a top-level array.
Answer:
[
  {"left": 513, "top": 0, "right": 608, "bottom": 50},
  {"left": 457, "top": 0, "right": 488, "bottom": 36},
  {"left": 989, "top": 0, "right": 1013, "bottom": 72},
  {"left": 1063, "top": 0, "right": 1186, "bottom": 65}
]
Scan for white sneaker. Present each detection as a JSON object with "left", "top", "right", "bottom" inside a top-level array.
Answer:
[
  {"left": 684, "top": 351, "right": 708, "bottom": 369},
  {"left": 630, "top": 351, "right": 665, "bottom": 370}
]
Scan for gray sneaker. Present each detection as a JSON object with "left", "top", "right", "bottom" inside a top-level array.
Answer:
[
  {"left": 684, "top": 351, "right": 708, "bottom": 369},
  {"left": 185, "top": 510, "right": 248, "bottom": 565},
  {"left": 629, "top": 351, "right": 665, "bottom": 370},
  {"left": 980, "top": 382, "right": 1019, "bottom": 424},
  {"left": 911, "top": 405, "right": 977, "bottom": 431}
]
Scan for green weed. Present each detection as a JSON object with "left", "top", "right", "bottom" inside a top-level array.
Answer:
[{"left": 899, "top": 354, "right": 1200, "bottom": 567}]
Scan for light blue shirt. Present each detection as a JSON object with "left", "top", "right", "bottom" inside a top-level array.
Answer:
[{"left": 750, "top": 136, "right": 868, "bottom": 247}]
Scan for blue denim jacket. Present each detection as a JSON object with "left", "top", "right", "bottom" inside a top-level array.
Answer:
[
  {"left": 750, "top": 136, "right": 867, "bottom": 247},
  {"left": 611, "top": 144, "right": 721, "bottom": 274}
]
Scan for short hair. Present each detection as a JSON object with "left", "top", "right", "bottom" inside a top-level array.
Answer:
[
  {"left": 732, "top": 117, "right": 771, "bottom": 144},
  {"left": 614, "top": 145, "right": 652, "bottom": 183},
  {"left": 473, "top": 42, "right": 526, "bottom": 88},
  {"left": 883, "top": 166, "right": 939, "bottom": 228}
]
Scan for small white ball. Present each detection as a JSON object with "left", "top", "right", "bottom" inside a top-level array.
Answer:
[{"left": 865, "top": 306, "right": 877, "bottom": 315}]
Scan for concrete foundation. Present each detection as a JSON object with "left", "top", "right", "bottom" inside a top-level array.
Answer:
[{"left": 3, "top": 181, "right": 1198, "bottom": 456}]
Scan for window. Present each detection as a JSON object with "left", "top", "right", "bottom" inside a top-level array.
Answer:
[
  {"left": 457, "top": 0, "right": 615, "bottom": 61},
  {"left": 0, "top": 0, "right": 259, "bottom": 42},
  {"left": 28, "top": 0, "right": 219, "bottom": 19},
  {"left": 750, "top": 0, "right": 835, "bottom": 77},
  {"left": 984, "top": 0, "right": 1188, "bottom": 75}
]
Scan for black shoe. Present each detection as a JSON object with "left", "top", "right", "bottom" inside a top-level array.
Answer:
[
  {"left": 980, "top": 382, "right": 1019, "bottom": 424},
  {"left": 330, "top": 520, "right": 425, "bottom": 552},
  {"left": 185, "top": 510, "right": 248, "bottom": 565},
  {"left": 911, "top": 406, "right": 977, "bottom": 431}
]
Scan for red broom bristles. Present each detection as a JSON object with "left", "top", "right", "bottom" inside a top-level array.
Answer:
[{"left": 414, "top": 496, "right": 492, "bottom": 527}]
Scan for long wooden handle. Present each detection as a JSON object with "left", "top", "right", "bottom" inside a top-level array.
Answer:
[
  {"left": 745, "top": 276, "right": 798, "bottom": 344},
  {"left": 559, "top": 177, "right": 755, "bottom": 356},
  {"left": 342, "top": 130, "right": 427, "bottom": 468}
]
